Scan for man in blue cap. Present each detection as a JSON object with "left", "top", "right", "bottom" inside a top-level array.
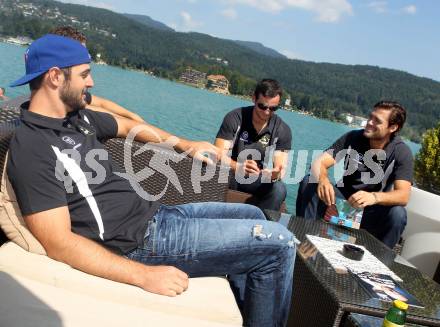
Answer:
[
  {"left": 50, "top": 25, "right": 145, "bottom": 123},
  {"left": 7, "top": 34, "right": 295, "bottom": 327}
]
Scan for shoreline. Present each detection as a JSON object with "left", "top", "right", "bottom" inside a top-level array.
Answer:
[{"left": 0, "top": 40, "right": 421, "bottom": 148}]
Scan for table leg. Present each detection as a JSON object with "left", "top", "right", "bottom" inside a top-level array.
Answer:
[{"left": 288, "top": 257, "right": 344, "bottom": 327}]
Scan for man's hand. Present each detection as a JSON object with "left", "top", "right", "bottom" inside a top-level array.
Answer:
[
  {"left": 272, "top": 166, "right": 284, "bottom": 180},
  {"left": 261, "top": 167, "right": 282, "bottom": 181},
  {"left": 317, "top": 178, "right": 335, "bottom": 206},
  {"left": 139, "top": 265, "right": 189, "bottom": 297},
  {"left": 25, "top": 207, "right": 190, "bottom": 298},
  {"left": 348, "top": 191, "right": 377, "bottom": 208},
  {"left": 186, "top": 141, "right": 221, "bottom": 165},
  {"left": 241, "top": 160, "right": 261, "bottom": 176}
]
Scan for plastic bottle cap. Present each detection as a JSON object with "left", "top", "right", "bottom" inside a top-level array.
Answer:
[{"left": 393, "top": 300, "right": 409, "bottom": 310}]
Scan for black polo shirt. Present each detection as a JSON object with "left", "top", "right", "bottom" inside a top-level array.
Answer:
[
  {"left": 7, "top": 107, "right": 159, "bottom": 254},
  {"left": 216, "top": 106, "right": 292, "bottom": 169},
  {"left": 326, "top": 129, "right": 414, "bottom": 198}
]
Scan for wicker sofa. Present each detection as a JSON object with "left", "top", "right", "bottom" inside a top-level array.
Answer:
[{"left": 0, "top": 100, "right": 243, "bottom": 326}]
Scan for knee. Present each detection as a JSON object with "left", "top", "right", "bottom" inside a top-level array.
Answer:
[
  {"left": 247, "top": 204, "right": 266, "bottom": 220},
  {"left": 387, "top": 206, "right": 407, "bottom": 229},
  {"left": 298, "top": 174, "right": 318, "bottom": 197},
  {"left": 255, "top": 222, "right": 296, "bottom": 251},
  {"left": 271, "top": 181, "right": 287, "bottom": 200},
  {"left": 274, "top": 225, "right": 296, "bottom": 258},
  {"left": 234, "top": 203, "right": 266, "bottom": 220}
]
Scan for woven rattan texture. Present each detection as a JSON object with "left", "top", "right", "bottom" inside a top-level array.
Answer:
[
  {"left": 288, "top": 256, "right": 343, "bottom": 327},
  {"left": 0, "top": 97, "right": 229, "bottom": 206},
  {"left": 345, "top": 313, "right": 424, "bottom": 327},
  {"left": 287, "top": 217, "right": 440, "bottom": 327},
  {"left": 104, "top": 137, "right": 229, "bottom": 206},
  {"left": 0, "top": 108, "right": 21, "bottom": 185},
  {"left": 0, "top": 104, "right": 22, "bottom": 245}
]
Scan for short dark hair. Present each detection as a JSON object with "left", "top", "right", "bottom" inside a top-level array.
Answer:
[
  {"left": 373, "top": 101, "right": 406, "bottom": 135},
  {"left": 29, "top": 67, "right": 72, "bottom": 92},
  {"left": 29, "top": 74, "right": 45, "bottom": 92},
  {"left": 0, "top": 87, "right": 5, "bottom": 93},
  {"left": 254, "top": 79, "right": 283, "bottom": 99},
  {"left": 50, "top": 26, "right": 87, "bottom": 44}
]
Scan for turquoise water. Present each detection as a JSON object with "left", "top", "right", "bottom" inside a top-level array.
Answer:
[{"left": 0, "top": 42, "right": 421, "bottom": 211}]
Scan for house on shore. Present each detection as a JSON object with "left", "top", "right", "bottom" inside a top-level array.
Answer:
[
  {"left": 179, "top": 68, "right": 207, "bottom": 88},
  {"left": 206, "top": 75, "right": 229, "bottom": 95},
  {"left": 345, "top": 114, "right": 367, "bottom": 127}
]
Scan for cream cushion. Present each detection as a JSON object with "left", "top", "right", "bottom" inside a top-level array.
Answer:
[
  {"left": 0, "top": 156, "right": 242, "bottom": 326},
  {"left": 0, "top": 242, "right": 242, "bottom": 326},
  {"left": 0, "top": 155, "right": 46, "bottom": 254}
]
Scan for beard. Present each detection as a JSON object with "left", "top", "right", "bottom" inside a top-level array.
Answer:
[{"left": 60, "top": 81, "right": 87, "bottom": 112}]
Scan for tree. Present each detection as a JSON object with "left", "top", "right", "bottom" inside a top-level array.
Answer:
[{"left": 414, "top": 122, "right": 440, "bottom": 194}]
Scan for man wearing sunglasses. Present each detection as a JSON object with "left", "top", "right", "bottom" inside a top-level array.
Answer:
[{"left": 215, "top": 79, "right": 292, "bottom": 211}]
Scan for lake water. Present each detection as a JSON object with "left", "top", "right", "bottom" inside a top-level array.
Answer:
[{"left": 0, "top": 42, "right": 420, "bottom": 211}]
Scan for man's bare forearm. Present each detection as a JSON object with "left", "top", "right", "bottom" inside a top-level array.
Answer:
[
  {"left": 310, "top": 161, "right": 329, "bottom": 183},
  {"left": 374, "top": 189, "right": 410, "bottom": 206},
  {"left": 48, "top": 232, "right": 146, "bottom": 288},
  {"left": 120, "top": 119, "right": 191, "bottom": 152},
  {"left": 310, "top": 153, "right": 336, "bottom": 183},
  {"left": 116, "top": 119, "right": 219, "bottom": 164},
  {"left": 222, "top": 156, "right": 239, "bottom": 171},
  {"left": 92, "top": 95, "right": 144, "bottom": 123}
]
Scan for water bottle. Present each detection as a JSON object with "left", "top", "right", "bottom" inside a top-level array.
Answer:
[{"left": 382, "top": 300, "right": 408, "bottom": 326}]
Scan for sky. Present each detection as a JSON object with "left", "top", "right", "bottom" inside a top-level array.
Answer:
[{"left": 58, "top": 0, "right": 440, "bottom": 82}]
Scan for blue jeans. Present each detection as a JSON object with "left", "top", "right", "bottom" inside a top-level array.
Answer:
[
  {"left": 230, "top": 176, "right": 288, "bottom": 211},
  {"left": 296, "top": 175, "right": 406, "bottom": 248},
  {"left": 126, "top": 202, "right": 295, "bottom": 327}
]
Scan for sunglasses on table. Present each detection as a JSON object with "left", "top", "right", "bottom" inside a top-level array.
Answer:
[{"left": 256, "top": 102, "right": 279, "bottom": 111}]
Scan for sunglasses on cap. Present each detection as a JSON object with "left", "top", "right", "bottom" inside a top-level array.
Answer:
[{"left": 256, "top": 102, "right": 279, "bottom": 112}]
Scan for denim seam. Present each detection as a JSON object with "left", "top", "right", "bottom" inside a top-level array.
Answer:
[{"left": 146, "top": 243, "right": 292, "bottom": 258}]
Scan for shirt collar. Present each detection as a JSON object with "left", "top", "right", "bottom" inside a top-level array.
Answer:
[
  {"left": 361, "top": 129, "right": 402, "bottom": 153},
  {"left": 383, "top": 135, "right": 402, "bottom": 153},
  {"left": 20, "top": 102, "right": 78, "bottom": 132},
  {"left": 250, "top": 106, "right": 276, "bottom": 135}
]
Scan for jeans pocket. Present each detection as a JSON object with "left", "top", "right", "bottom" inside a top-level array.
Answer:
[{"left": 141, "top": 218, "right": 157, "bottom": 253}]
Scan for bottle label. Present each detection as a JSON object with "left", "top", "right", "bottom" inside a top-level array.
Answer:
[{"left": 383, "top": 319, "right": 404, "bottom": 327}]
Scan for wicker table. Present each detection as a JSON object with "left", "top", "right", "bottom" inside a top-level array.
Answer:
[
  {"left": 344, "top": 313, "right": 424, "bottom": 327},
  {"left": 264, "top": 212, "right": 440, "bottom": 327}
]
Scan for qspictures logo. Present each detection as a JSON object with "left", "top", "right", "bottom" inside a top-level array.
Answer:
[{"left": 54, "top": 124, "right": 388, "bottom": 200}]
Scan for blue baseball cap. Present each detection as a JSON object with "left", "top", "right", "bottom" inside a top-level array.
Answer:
[{"left": 10, "top": 34, "right": 92, "bottom": 87}]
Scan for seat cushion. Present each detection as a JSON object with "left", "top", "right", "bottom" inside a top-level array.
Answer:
[
  {"left": 0, "top": 155, "right": 46, "bottom": 254},
  {"left": 0, "top": 272, "right": 240, "bottom": 327},
  {"left": 0, "top": 242, "right": 242, "bottom": 326}
]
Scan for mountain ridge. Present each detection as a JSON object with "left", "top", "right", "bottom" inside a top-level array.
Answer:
[
  {"left": 123, "top": 13, "right": 174, "bottom": 32},
  {"left": 232, "top": 40, "right": 286, "bottom": 59},
  {"left": 121, "top": 12, "right": 287, "bottom": 59}
]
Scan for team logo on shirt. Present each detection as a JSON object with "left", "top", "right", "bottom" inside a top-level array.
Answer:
[
  {"left": 62, "top": 136, "right": 76, "bottom": 146},
  {"left": 239, "top": 131, "right": 249, "bottom": 142},
  {"left": 258, "top": 135, "right": 270, "bottom": 147}
]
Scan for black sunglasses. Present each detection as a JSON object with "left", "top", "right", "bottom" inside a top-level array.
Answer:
[{"left": 257, "top": 102, "right": 279, "bottom": 112}]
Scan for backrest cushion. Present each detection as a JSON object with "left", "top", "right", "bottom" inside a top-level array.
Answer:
[{"left": 0, "top": 154, "right": 46, "bottom": 255}]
